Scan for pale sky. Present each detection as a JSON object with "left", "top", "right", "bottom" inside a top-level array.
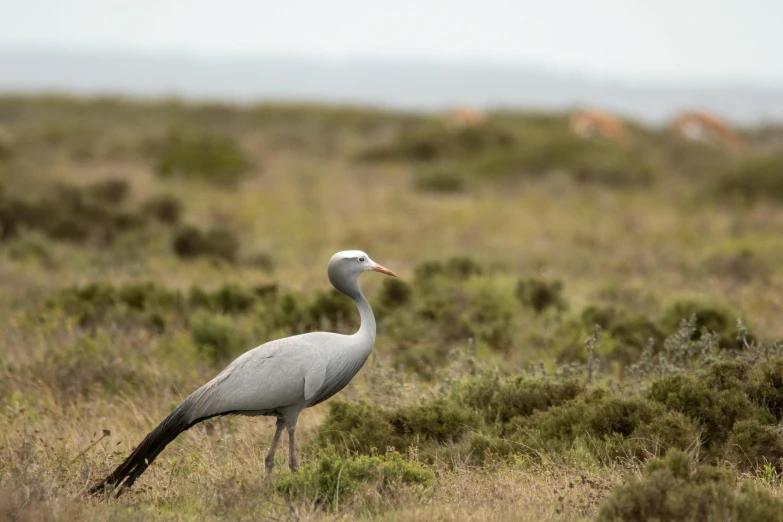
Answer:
[{"left": 1, "top": 0, "right": 782, "bottom": 85}]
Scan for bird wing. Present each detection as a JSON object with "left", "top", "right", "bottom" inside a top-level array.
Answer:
[
  {"left": 304, "top": 360, "right": 326, "bottom": 401},
  {"left": 188, "top": 333, "right": 334, "bottom": 419}
]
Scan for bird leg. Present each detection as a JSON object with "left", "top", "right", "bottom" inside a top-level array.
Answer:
[
  {"left": 264, "top": 418, "right": 285, "bottom": 481},
  {"left": 285, "top": 419, "right": 298, "bottom": 472}
]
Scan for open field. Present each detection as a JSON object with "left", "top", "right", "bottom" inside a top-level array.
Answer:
[{"left": 2, "top": 96, "right": 783, "bottom": 520}]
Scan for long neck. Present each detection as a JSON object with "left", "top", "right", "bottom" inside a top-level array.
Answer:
[
  {"left": 351, "top": 290, "right": 376, "bottom": 346},
  {"left": 330, "top": 271, "right": 376, "bottom": 348}
]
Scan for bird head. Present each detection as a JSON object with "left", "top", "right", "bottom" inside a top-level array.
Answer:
[{"left": 328, "top": 250, "right": 397, "bottom": 298}]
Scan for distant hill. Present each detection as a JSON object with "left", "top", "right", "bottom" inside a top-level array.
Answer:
[{"left": 1, "top": 50, "right": 782, "bottom": 126}]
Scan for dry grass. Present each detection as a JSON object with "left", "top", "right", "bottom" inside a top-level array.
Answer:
[{"left": 2, "top": 96, "right": 783, "bottom": 520}]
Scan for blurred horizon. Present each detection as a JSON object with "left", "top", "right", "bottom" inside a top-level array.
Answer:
[
  {"left": 2, "top": 49, "right": 783, "bottom": 125},
  {"left": 1, "top": 1, "right": 782, "bottom": 123}
]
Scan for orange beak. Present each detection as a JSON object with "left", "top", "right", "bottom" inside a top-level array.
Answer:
[{"left": 371, "top": 263, "right": 398, "bottom": 277}]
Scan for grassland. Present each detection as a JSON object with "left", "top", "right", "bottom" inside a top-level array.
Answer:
[{"left": 1, "top": 95, "right": 783, "bottom": 521}]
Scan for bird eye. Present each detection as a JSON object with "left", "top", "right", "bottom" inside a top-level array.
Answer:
[{"left": 358, "top": 257, "right": 365, "bottom": 262}]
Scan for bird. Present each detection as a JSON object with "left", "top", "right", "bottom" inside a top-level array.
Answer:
[{"left": 89, "top": 250, "right": 397, "bottom": 498}]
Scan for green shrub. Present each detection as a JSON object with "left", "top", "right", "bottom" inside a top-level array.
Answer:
[
  {"left": 414, "top": 278, "right": 515, "bottom": 350},
  {"left": 155, "top": 132, "right": 250, "bottom": 185},
  {"left": 273, "top": 452, "right": 432, "bottom": 509},
  {"left": 376, "top": 278, "right": 412, "bottom": 310},
  {"left": 713, "top": 154, "right": 783, "bottom": 203},
  {"left": 632, "top": 411, "right": 700, "bottom": 457},
  {"left": 5, "top": 229, "right": 53, "bottom": 266},
  {"left": 583, "top": 397, "right": 662, "bottom": 439},
  {"left": 515, "top": 277, "right": 566, "bottom": 313},
  {"left": 597, "top": 450, "right": 783, "bottom": 522},
  {"left": 46, "top": 281, "right": 184, "bottom": 330},
  {"left": 462, "top": 283, "right": 515, "bottom": 349},
  {"left": 389, "top": 399, "right": 479, "bottom": 444},
  {"left": 117, "top": 281, "right": 184, "bottom": 313},
  {"left": 307, "top": 290, "right": 358, "bottom": 332},
  {"left": 648, "top": 374, "right": 772, "bottom": 447},
  {"left": 313, "top": 398, "right": 478, "bottom": 457},
  {"left": 45, "top": 214, "right": 92, "bottom": 242},
  {"left": 312, "top": 401, "right": 406, "bottom": 455},
  {"left": 726, "top": 419, "right": 783, "bottom": 472},
  {"left": 46, "top": 282, "right": 120, "bottom": 327},
  {"left": 266, "top": 292, "right": 310, "bottom": 334},
  {"left": 658, "top": 298, "right": 747, "bottom": 349},
  {"left": 188, "top": 282, "right": 257, "bottom": 314},
  {"left": 577, "top": 305, "right": 664, "bottom": 364},
  {"left": 451, "top": 374, "right": 584, "bottom": 426},
  {"left": 142, "top": 194, "right": 182, "bottom": 224},
  {"left": 412, "top": 166, "right": 466, "bottom": 193},
  {"left": 527, "top": 393, "right": 698, "bottom": 460},
  {"left": 704, "top": 360, "right": 751, "bottom": 391},
  {"left": 606, "top": 316, "right": 664, "bottom": 364},
  {"left": 748, "top": 357, "right": 783, "bottom": 421},
  {"left": 0, "top": 182, "right": 149, "bottom": 245},
  {"left": 472, "top": 135, "right": 653, "bottom": 187},
  {"left": 172, "top": 225, "right": 239, "bottom": 262},
  {"left": 467, "top": 433, "right": 519, "bottom": 464},
  {"left": 187, "top": 309, "right": 250, "bottom": 363},
  {"left": 570, "top": 145, "right": 655, "bottom": 187},
  {"left": 414, "top": 257, "right": 484, "bottom": 284},
  {"left": 358, "top": 123, "right": 515, "bottom": 163},
  {"left": 580, "top": 305, "right": 617, "bottom": 329},
  {"left": 85, "top": 178, "right": 129, "bottom": 204}
]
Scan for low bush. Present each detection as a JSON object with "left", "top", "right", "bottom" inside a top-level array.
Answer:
[
  {"left": 188, "top": 283, "right": 257, "bottom": 315},
  {"left": 358, "top": 122, "right": 515, "bottom": 163},
  {"left": 155, "top": 132, "right": 251, "bottom": 185},
  {"left": 658, "top": 298, "right": 748, "bottom": 350},
  {"left": 472, "top": 135, "right": 654, "bottom": 187},
  {"left": 515, "top": 277, "right": 567, "bottom": 313},
  {"left": 312, "top": 398, "right": 479, "bottom": 457},
  {"left": 273, "top": 452, "right": 432, "bottom": 510},
  {"left": 85, "top": 178, "right": 129, "bottom": 204},
  {"left": 522, "top": 394, "right": 699, "bottom": 461},
  {"left": 414, "top": 257, "right": 484, "bottom": 284},
  {"left": 307, "top": 290, "right": 359, "bottom": 332},
  {"left": 142, "top": 194, "right": 182, "bottom": 224},
  {"left": 576, "top": 306, "right": 664, "bottom": 365},
  {"left": 414, "top": 278, "right": 515, "bottom": 350},
  {"left": 0, "top": 181, "right": 160, "bottom": 245},
  {"left": 647, "top": 374, "right": 773, "bottom": 448},
  {"left": 46, "top": 281, "right": 185, "bottom": 330},
  {"left": 451, "top": 374, "right": 584, "bottom": 427},
  {"left": 172, "top": 225, "right": 240, "bottom": 262},
  {"left": 375, "top": 278, "right": 413, "bottom": 311},
  {"left": 748, "top": 357, "right": 783, "bottom": 421},
  {"left": 5, "top": 229, "right": 54, "bottom": 266},
  {"left": 412, "top": 166, "right": 466, "bottom": 193},
  {"left": 726, "top": 419, "right": 783, "bottom": 472},
  {"left": 45, "top": 280, "right": 269, "bottom": 332},
  {"left": 312, "top": 401, "right": 406, "bottom": 455},
  {"left": 713, "top": 154, "right": 783, "bottom": 203},
  {"left": 389, "top": 398, "right": 479, "bottom": 444},
  {"left": 187, "top": 309, "right": 251, "bottom": 363},
  {"left": 596, "top": 450, "right": 783, "bottom": 522}
]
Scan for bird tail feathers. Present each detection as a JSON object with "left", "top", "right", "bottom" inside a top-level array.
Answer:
[{"left": 89, "top": 397, "right": 198, "bottom": 498}]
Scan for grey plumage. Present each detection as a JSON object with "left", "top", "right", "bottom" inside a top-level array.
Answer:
[{"left": 89, "top": 250, "right": 397, "bottom": 497}]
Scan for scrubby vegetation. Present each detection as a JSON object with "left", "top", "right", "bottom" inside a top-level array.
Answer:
[
  {"left": 597, "top": 450, "right": 783, "bottom": 521},
  {"left": 1, "top": 95, "right": 783, "bottom": 520},
  {"left": 154, "top": 131, "right": 252, "bottom": 186}
]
